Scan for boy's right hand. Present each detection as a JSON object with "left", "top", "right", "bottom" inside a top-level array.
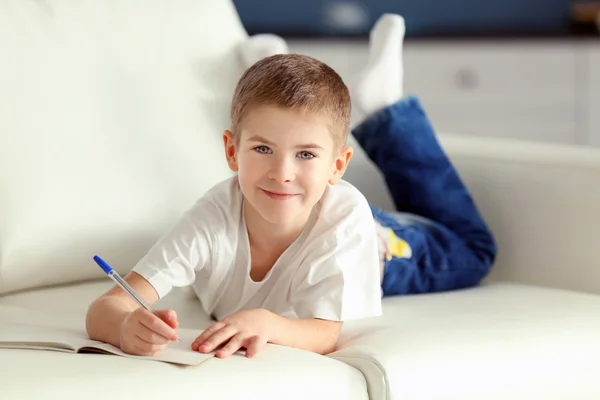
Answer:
[{"left": 119, "top": 308, "right": 179, "bottom": 356}]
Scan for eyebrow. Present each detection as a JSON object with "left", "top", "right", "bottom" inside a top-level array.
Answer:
[{"left": 247, "top": 135, "right": 325, "bottom": 150}]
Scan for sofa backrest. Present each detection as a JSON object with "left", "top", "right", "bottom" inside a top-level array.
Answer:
[{"left": 0, "top": 0, "right": 246, "bottom": 294}]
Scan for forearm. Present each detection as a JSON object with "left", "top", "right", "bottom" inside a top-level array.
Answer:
[
  {"left": 85, "top": 295, "right": 136, "bottom": 347},
  {"left": 86, "top": 271, "right": 160, "bottom": 347},
  {"left": 270, "top": 313, "right": 342, "bottom": 355}
]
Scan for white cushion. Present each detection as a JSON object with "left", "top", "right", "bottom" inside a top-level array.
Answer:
[
  {"left": 0, "top": 0, "right": 248, "bottom": 294},
  {"left": 0, "top": 281, "right": 368, "bottom": 400},
  {"left": 331, "top": 282, "right": 600, "bottom": 400},
  {"left": 3, "top": 280, "right": 600, "bottom": 399}
]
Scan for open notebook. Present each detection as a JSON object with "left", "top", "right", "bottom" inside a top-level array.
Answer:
[{"left": 0, "top": 322, "right": 213, "bottom": 366}]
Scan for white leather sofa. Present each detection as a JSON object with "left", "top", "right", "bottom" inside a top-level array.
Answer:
[{"left": 1, "top": 1, "right": 600, "bottom": 399}]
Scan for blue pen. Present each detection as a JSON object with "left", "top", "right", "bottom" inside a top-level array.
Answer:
[{"left": 93, "top": 255, "right": 181, "bottom": 342}]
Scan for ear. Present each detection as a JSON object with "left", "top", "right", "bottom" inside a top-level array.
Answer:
[
  {"left": 329, "top": 145, "right": 353, "bottom": 185},
  {"left": 223, "top": 130, "right": 239, "bottom": 172}
]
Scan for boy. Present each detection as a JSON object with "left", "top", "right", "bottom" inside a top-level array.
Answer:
[
  {"left": 87, "top": 14, "right": 497, "bottom": 360},
  {"left": 238, "top": 14, "right": 495, "bottom": 300},
  {"left": 232, "top": 13, "right": 496, "bottom": 300},
  {"left": 86, "top": 53, "right": 383, "bottom": 359}
]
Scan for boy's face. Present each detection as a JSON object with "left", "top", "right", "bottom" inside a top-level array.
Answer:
[{"left": 223, "top": 105, "right": 352, "bottom": 227}]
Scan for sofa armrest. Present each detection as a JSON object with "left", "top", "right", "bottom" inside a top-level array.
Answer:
[{"left": 438, "top": 133, "right": 600, "bottom": 294}]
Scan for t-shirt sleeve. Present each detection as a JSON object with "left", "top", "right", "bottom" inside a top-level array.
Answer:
[
  {"left": 131, "top": 199, "right": 217, "bottom": 299},
  {"left": 289, "top": 199, "right": 383, "bottom": 322}
]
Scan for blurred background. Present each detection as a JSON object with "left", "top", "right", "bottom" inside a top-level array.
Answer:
[
  {"left": 233, "top": 0, "right": 600, "bottom": 147},
  {"left": 234, "top": 0, "right": 597, "bottom": 38}
]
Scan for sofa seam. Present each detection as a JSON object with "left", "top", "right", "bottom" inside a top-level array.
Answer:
[{"left": 330, "top": 354, "right": 390, "bottom": 400}]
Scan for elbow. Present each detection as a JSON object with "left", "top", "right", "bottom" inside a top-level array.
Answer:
[
  {"left": 84, "top": 295, "right": 129, "bottom": 346},
  {"left": 318, "top": 322, "right": 343, "bottom": 355},
  {"left": 85, "top": 297, "right": 108, "bottom": 341},
  {"left": 319, "top": 341, "right": 338, "bottom": 355},
  {"left": 85, "top": 298, "right": 100, "bottom": 340}
]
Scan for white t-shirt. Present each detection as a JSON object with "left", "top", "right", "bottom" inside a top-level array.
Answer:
[{"left": 132, "top": 176, "right": 382, "bottom": 322}]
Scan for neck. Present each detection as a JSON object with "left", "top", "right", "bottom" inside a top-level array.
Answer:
[{"left": 243, "top": 199, "right": 310, "bottom": 252}]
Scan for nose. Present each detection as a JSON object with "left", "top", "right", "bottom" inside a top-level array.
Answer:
[{"left": 267, "top": 155, "right": 295, "bottom": 183}]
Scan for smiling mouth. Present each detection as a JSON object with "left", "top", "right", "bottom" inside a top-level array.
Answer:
[{"left": 261, "top": 189, "right": 298, "bottom": 200}]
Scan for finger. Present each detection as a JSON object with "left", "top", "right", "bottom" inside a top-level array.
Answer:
[
  {"left": 131, "top": 346, "right": 153, "bottom": 357},
  {"left": 196, "top": 325, "right": 238, "bottom": 353},
  {"left": 135, "top": 324, "right": 171, "bottom": 345},
  {"left": 132, "top": 344, "right": 163, "bottom": 356},
  {"left": 155, "top": 309, "right": 179, "bottom": 329},
  {"left": 216, "top": 333, "right": 247, "bottom": 358},
  {"left": 195, "top": 324, "right": 237, "bottom": 353},
  {"left": 191, "top": 324, "right": 227, "bottom": 351},
  {"left": 133, "top": 334, "right": 166, "bottom": 355},
  {"left": 137, "top": 310, "right": 178, "bottom": 341},
  {"left": 192, "top": 322, "right": 225, "bottom": 347},
  {"left": 244, "top": 336, "right": 266, "bottom": 359}
]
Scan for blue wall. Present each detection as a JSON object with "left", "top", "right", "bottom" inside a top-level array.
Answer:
[{"left": 232, "top": 0, "right": 573, "bottom": 36}]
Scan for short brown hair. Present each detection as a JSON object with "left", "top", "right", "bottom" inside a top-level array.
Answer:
[{"left": 230, "top": 54, "right": 351, "bottom": 148}]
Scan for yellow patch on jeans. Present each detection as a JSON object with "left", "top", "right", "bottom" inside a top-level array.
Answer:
[{"left": 388, "top": 230, "right": 412, "bottom": 259}]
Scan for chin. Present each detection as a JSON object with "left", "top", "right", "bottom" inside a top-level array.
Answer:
[{"left": 257, "top": 207, "right": 301, "bottom": 226}]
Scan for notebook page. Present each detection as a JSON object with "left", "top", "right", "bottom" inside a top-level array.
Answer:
[
  {"left": 0, "top": 322, "right": 102, "bottom": 350},
  {"left": 85, "top": 328, "right": 214, "bottom": 365}
]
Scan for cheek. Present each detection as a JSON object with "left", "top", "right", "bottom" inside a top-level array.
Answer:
[
  {"left": 300, "top": 160, "right": 334, "bottom": 187},
  {"left": 237, "top": 152, "right": 264, "bottom": 180}
]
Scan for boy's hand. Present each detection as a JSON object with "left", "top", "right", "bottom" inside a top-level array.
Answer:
[
  {"left": 119, "top": 308, "right": 179, "bottom": 356},
  {"left": 192, "top": 309, "right": 276, "bottom": 358}
]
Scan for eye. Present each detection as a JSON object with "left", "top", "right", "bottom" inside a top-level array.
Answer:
[
  {"left": 254, "top": 145, "right": 272, "bottom": 154},
  {"left": 297, "top": 151, "right": 315, "bottom": 160}
]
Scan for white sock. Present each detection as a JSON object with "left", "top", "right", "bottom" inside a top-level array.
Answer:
[
  {"left": 238, "top": 34, "right": 289, "bottom": 69},
  {"left": 349, "top": 14, "right": 405, "bottom": 119}
]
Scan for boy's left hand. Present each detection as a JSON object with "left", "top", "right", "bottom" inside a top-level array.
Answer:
[{"left": 191, "top": 309, "right": 277, "bottom": 358}]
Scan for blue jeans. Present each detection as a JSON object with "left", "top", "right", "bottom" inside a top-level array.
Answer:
[{"left": 352, "top": 95, "right": 497, "bottom": 296}]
